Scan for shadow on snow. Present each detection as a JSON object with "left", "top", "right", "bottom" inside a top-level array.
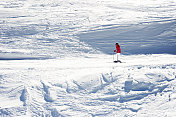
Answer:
[{"left": 77, "top": 19, "right": 176, "bottom": 55}]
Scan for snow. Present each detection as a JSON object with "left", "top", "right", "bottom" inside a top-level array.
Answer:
[
  {"left": 0, "top": 0, "right": 176, "bottom": 116},
  {"left": 1, "top": 55, "right": 176, "bottom": 116}
]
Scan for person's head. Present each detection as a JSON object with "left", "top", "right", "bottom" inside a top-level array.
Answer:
[{"left": 116, "top": 43, "right": 120, "bottom": 47}]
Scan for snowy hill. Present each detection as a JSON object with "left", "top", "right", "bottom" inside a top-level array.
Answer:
[{"left": 0, "top": 0, "right": 176, "bottom": 116}]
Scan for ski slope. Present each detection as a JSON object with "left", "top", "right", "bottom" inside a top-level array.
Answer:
[
  {"left": 0, "top": 54, "right": 176, "bottom": 116},
  {"left": 0, "top": 0, "right": 176, "bottom": 116}
]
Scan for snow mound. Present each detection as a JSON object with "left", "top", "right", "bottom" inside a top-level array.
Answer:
[{"left": 1, "top": 55, "right": 176, "bottom": 116}]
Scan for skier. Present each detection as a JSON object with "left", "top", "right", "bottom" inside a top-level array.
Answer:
[{"left": 114, "top": 43, "right": 121, "bottom": 63}]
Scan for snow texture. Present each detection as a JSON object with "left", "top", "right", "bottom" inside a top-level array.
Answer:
[{"left": 0, "top": 0, "right": 176, "bottom": 116}]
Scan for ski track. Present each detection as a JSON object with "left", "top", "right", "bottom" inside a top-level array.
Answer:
[
  {"left": 0, "top": 0, "right": 176, "bottom": 116},
  {"left": 0, "top": 55, "right": 176, "bottom": 116}
]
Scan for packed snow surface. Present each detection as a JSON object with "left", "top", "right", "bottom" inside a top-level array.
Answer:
[
  {"left": 0, "top": 55, "right": 176, "bottom": 116},
  {"left": 0, "top": 0, "right": 176, "bottom": 116}
]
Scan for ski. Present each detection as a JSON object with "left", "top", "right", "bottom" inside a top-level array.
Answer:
[{"left": 114, "top": 60, "right": 122, "bottom": 63}]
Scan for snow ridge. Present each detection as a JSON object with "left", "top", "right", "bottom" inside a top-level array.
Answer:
[
  {"left": 0, "top": 55, "right": 176, "bottom": 116},
  {"left": 0, "top": 0, "right": 176, "bottom": 116}
]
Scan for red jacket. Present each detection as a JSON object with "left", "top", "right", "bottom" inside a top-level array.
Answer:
[{"left": 114, "top": 44, "right": 121, "bottom": 53}]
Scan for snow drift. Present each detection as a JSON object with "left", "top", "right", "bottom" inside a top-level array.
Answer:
[{"left": 0, "top": 0, "right": 176, "bottom": 116}]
